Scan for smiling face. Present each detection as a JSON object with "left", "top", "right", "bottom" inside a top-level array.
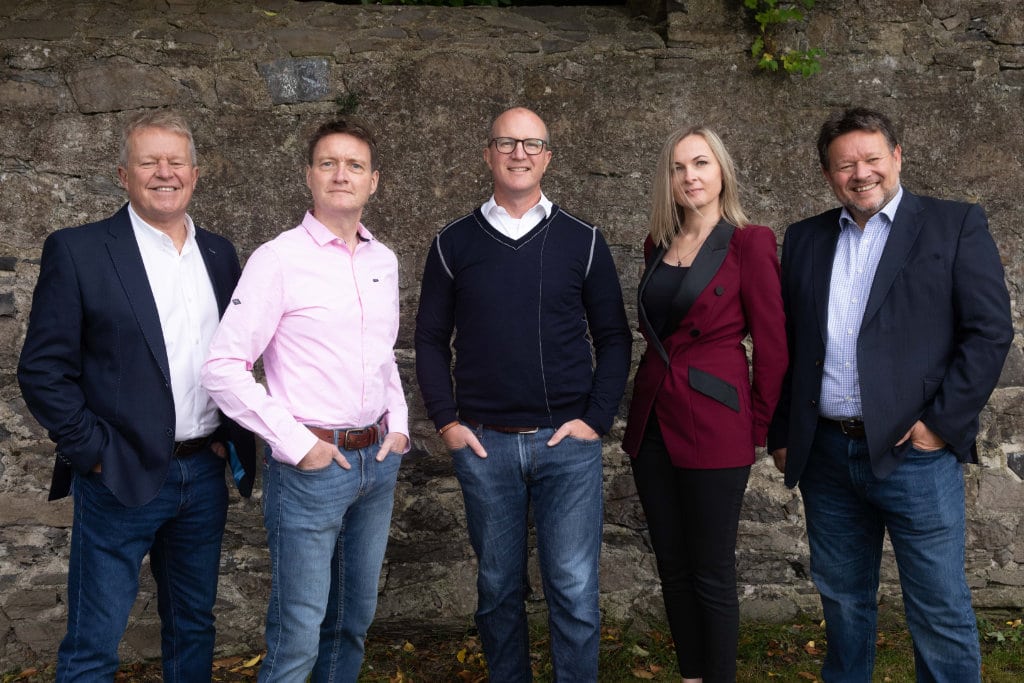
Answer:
[
  {"left": 822, "top": 129, "right": 902, "bottom": 227},
  {"left": 484, "top": 107, "right": 552, "bottom": 207},
  {"left": 117, "top": 126, "right": 198, "bottom": 233},
  {"left": 306, "top": 132, "right": 379, "bottom": 223},
  {"left": 671, "top": 134, "right": 723, "bottom": 217}
]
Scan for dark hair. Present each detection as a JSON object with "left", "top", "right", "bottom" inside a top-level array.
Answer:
[
  {"left": 306, "top": 118, "right": 379, "bottom": 171},
  {"left": 816, "top": 107, "right": 899, "bottom": 168}
]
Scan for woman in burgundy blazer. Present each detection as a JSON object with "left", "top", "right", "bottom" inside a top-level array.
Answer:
[{"left": 622, "top": 126, "right": 787, "bottom": 682}]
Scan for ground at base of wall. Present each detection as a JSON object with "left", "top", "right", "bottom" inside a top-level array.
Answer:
[{"left": 4, "top": 607, "right": 1022, "bottom": 682}]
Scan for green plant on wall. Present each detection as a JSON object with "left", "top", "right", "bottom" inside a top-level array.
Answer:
[
  {"left": 743, "top": 0, "right": 823, "bottom": 77},
  {"left": 361, "top": 0, "right": 511, "bottom": 6}
]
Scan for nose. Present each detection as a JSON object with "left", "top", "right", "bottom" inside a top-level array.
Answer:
[
  {"left": 850, "top": 161, "right": 872, "bottom": 179},
  {"left": 155, "top": 159, "right": 174, "bottom": 176},
  {"left": 510, "top": 140, "right": 528, "bottom": 159}
]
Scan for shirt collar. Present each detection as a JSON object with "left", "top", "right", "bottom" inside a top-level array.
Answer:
[
  {"left": 839, "top": 185, "right": 904, "bottom": 231},
  {"left": 301, "top": 210, "right": 374, "bottom": 246},
  {"left": 481, "top": 192, "right": 553, "bottom": 221},
  {"left": 127, "top": 203, "right": 196, "bottom": 251}
]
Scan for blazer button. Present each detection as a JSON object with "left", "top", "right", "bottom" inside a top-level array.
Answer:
[
  {"left": 815, "top": 359, "right": 823, "bottom": 367},
  {"left": 715, "top": 286, "right": 724, "bottom": 295},
  {"left": 690, "top": 329, "right": 701, "bottom": 337},
  {"left": 809, "top": 399, "right": 817, "bottom": 407},
  {"left": 165, "top": 428, "right": 174, "bottom": 436}
]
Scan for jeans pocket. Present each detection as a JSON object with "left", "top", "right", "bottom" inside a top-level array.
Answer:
[
  {"left": 292, "top": 461, "right": 335, "bottom": 475},
  {"left": 564, "top": 434, "right": 601, "bottom": 443}
]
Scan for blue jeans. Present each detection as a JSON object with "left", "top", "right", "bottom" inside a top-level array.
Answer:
[
  {"left": 259, "top": 445, "right": 401, "bottom": 683},
  {"left": 799, "top": 421, "right": 981, "bottom": 683},
  {"left": 451, "top": 425, "right": 603, "bottom": 683},
  {"left": 58, "top": 449, "right": 228, "bottom": 682}
]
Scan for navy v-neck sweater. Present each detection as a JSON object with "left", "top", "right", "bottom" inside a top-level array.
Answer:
[{"left": 415, "top": 205, "right": 632, "bottom": 435}]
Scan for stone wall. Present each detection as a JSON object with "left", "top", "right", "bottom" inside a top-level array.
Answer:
[{"left": 1, "top": 0, "right": 1023, "bottom": 668}]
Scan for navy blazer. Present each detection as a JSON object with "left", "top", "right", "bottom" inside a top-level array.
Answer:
[
  {"left": 767, "top": 190, "right": 1012, "bottom": 487},
  {"left": 18, "top": 204, "right": 257, "bottom": 506}
]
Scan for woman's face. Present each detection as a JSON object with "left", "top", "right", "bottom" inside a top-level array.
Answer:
[{"left": 671, "top": 134, "right": 723, "bottom": 216}]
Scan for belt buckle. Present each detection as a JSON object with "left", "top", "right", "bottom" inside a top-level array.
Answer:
[
  {"left": 839, "top": 419, "right": 863, "bottom": 437},
  {"left": 342, "top": 428, "right": 367, "bottom": 450}
]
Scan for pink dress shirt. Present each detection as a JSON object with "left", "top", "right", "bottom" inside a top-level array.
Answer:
[{"left": 202, "top": 212, "right": 408, "bottom": 465}]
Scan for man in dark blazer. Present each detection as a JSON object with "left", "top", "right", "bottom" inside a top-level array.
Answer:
[
  {"left": 17, "top": 111, "right": 255, "bottom": 682},
  {"left": 768, "top": 108, "right": 1012, "bottom": 681}
]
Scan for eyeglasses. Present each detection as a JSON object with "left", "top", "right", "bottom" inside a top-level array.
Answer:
[{"left": 489, "top": 137, "right": 548, "bottom": 155}]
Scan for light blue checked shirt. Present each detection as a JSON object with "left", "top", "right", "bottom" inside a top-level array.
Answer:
[{"left": 820, "top": 187, "right": 904, "bottom": 419}]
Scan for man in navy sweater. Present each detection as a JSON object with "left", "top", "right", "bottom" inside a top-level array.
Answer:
[{"left": 415, "top": 107, "right": 631, "bottom": 681}]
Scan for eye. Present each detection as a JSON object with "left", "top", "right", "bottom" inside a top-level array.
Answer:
[
  {"left": 138, "top": 162, "right": 157, "bottom": 169},
  {"left": 319, "top": 160, "right": 334, "bottom": 169},
  {"left": 696, "top": 159, "right": 708, "bottom": 166},
  {"left": 350, "top": 162, "right": 365, "bottom": 172}
]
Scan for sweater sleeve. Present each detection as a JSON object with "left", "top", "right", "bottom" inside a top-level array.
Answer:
[
  {"left": 580, "top": 229, "right": 633, "bottom": 435},
  {"left": 414, "top": 234, "right": 459, "bottom": 430}
]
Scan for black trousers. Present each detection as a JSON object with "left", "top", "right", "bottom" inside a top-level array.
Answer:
[{"left": 630, "top": 416, "right": 750, "bottom": 682}]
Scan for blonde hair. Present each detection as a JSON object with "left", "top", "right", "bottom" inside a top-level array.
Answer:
[
  {"left": 119, "top": 110, "right": 196, "bottom": 168},
  {"left": 648, "top": 126, "right": 749, "bottom": 249}
]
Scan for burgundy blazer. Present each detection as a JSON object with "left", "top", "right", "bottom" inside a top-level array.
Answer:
[{"left": 622, "top": 222, "right": 787, "bottom": 469}]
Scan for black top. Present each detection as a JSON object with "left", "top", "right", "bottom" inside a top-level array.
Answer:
[{"left": 642, "top": 261, "right": 689, "bottom": 339}]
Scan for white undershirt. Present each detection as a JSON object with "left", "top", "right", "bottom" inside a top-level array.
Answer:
[{"left": 128, "top": 204, "right": 222, "bottom": 440}]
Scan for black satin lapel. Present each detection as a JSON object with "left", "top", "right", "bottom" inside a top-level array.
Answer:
[
  {"left": 664, "top": 220, "right": 736, "bottom": 334},
  {"left": 637, "top": 245, "right": 669, "bottom": 364}
]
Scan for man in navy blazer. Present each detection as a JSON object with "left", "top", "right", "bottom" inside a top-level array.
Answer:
[
  {"left": 768, "top": 108, "right": 1012, "bottom": 681},
  {"left": 18, "top": 111, "right": 255, "bottom": 682}
]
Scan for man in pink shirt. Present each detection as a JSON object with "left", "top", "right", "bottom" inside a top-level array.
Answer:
[{"left": 202, "top": 119, "right": 408, "bottom": 683}]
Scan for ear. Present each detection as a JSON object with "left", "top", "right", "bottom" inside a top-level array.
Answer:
[
  {"left": 370, "top": 170, "right": 379, "bottom": 195},
  {"left": 117, "top": 166, "right": 128, "bottom": 188}
]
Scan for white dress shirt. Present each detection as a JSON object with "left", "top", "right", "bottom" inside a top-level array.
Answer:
[
  {"left": 481, "top": 193, "right": 553, "bottom": 240},
  {"left": 128, "top": 203, "right": 222, "bottom": 440}
]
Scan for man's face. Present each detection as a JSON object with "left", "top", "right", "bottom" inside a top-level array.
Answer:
[
  {"left": 117, "top": 127, "right": 198, "bottom": 231},
  {"left": 484, "top": 108, "right": 552, "bottom": 200},
  {"left": 306, "top": 133, "right": 379, "bottom": 220},
  {"left": 822, "top": 129, "right": 902, "bottom": 227}
]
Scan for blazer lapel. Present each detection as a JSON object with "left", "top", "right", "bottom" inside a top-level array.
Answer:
[
  {"left": 105, "top": 205, "right": 171, "bottom": 383},
  {"left": 195, "top": 228, "right": 230, "bottom": 314},
  {"left": 637, "top": 220, "right": 735, "bottom": 366},
  {"left": 637, "top": 244, "right": 670, "bottom": 364},
  {"left": 664, "top": 219, "right": 735, "bottom": 332},
  {"left": 862, "top": 191, "right": 923, "bottom": 327},
  {"left": 811, "top": 213, "right": 841, "bottom": 347}
]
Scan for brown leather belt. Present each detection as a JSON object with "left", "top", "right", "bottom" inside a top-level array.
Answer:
[
  {"left": 820, "top": 417, "right": 866, "bottom": 440},
  {"left": 463, "top": 418, "right": 539, "bottom": 434},
  {"left": 307, "top": 418, "right": 385, "bottom": 451},
  {"left": 173, "top": 436, "right": 213, "bottom": 458}
]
